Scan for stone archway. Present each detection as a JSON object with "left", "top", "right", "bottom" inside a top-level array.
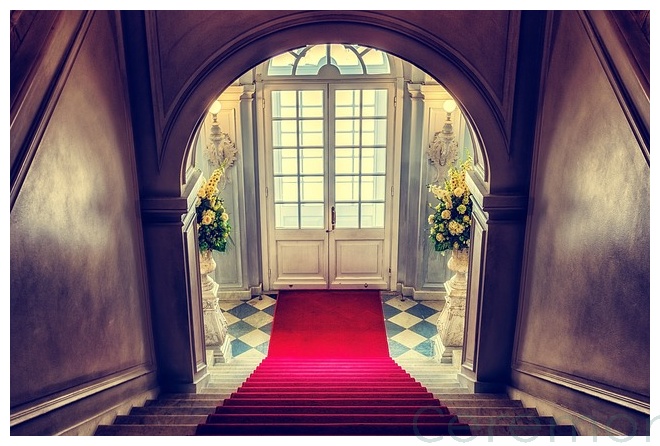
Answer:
[{"left": 141, "top": 11, "right": 539, "bottom": 392}]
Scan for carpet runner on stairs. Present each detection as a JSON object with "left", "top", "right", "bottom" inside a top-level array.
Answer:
[{"left": 195, "top": 290, "right": 471, "bottom": 436}]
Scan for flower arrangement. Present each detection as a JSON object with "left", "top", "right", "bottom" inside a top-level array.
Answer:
[
  {"left": 196, "top": 165, "right": 231, "bottom": 253},
  {"left": 427, "top": 157, "right": 473, "bottom": 253}
]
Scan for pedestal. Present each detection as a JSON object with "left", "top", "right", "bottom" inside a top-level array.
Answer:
[
  {"left": 434, "top": 249, "right": 468, "bottom": 364},
  {"left": 200, "top": 251, "right": 233, "bottom": 365}
]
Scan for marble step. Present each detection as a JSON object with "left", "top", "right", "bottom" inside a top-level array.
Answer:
[
  {"left": 426, "top": 387, "right": 471, "bottom": 394},
  {"left": 113, "top": 414, "right": 207, "bottom": 425},
  {"left": 158, "top": 393, "right": 227, "bottom": 400},
  {"left": 443, "top": 399, "right": 524, "bottom": 408},
  {"left": 95, "top": 424, "right": 198, "bottom": 436},
  {"left": 143, "top": 399, "right": 224, "bottom": 408},
  {"left": 457, "top": 415, "right": 557, "bottom": 426},
  {"left": 433, "top": 393, "right": 510, "bottom": 400},
  {"left": 451, "top": 407, "right": 541, "bottom": 417},
  {"left": 129, "top": 406, "right": 217, "bottom": 416},
  {"left": 468, "top": 424, "right": 578, "bottom": 436}
]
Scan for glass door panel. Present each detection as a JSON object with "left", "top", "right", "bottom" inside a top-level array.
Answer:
[
  {"left": 272, "top": 90, "right": 325, "bottom": 230},
  {"left": 333, "top": 88, "right": 388, "bottom": 230}
]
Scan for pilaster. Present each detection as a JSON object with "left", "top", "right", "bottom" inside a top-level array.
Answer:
[
  {"left": 140, "top": 174, "right": 210, "bottom": 391},
  {"left": 458, "top": 172, "right": 528, "bottom": 393}
]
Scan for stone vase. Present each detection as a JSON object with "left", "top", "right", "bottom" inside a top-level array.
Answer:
[
  {"left": 199, "top": 249, "right": 217, "bottom": 292},
  {"left": 434, "top": 248, "right": 469, "bottom": 364},
  {"left": 199, "top": 250, "right": 232, "bottom": 364}
]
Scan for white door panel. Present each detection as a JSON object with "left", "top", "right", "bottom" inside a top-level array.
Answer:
[
  {"left": 273, "top": 237, "right": 327, "bottom": 289},
  {"left": 330, "top": 236, "right": 387, "bottom": 289}
]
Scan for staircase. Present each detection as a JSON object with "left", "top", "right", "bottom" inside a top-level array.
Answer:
[
  {"left": 396, "top": 356, "right": 578, "bottom": 436},
  {"left": 94, "top": 354, "right": 262, "bottom": 436},
  {"left": 95, "top": 356, "right": 578, "bottom": 436},
  {"left": 195, "top": 357, "right": 469, "bottom": 436}
]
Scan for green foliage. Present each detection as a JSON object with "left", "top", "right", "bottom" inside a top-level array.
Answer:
[
  {"left": 427, "top": 158, "right": 473, "bottom": 253},
  {"left": 196, "top": 166, "right": 231, "bottom": 253}
]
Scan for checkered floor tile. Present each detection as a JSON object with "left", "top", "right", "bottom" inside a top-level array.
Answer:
[
  {"left": 381, "top": 293, "right": 444, "bottom": 361},
  {"left": 218, "top": 292, "right": 444, "bottom": 361}
]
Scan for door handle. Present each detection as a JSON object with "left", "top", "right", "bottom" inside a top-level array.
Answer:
[{"left": 326, "top": 206, "right": 336, "bottom": 233}]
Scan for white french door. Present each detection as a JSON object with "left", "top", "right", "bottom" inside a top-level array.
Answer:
[{"left": 261, "top": 82, "right": 396, "bottom": 290}]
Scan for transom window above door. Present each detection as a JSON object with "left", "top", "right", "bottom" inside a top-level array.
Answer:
[{"left": 267, "top": 44, "right": 391, "bottom": 76}]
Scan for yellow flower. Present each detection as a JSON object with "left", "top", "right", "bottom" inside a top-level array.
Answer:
[
  {"left": 441, "top": 210, "right": 451, "bottom": 219},
  {"left": 457, "top": 204, "right": 467, "bottom": 214},
  {"left": 454, "top": 187, "right": 464, "bottom": 197},
  {"left": 221, "top": 212, "right": 229, "bottom": 222},
  {"left": 454, "top": 242, "right": 459, "bottom": 250},
  {"left": 428, "top": 214, "right": 435, "bottom": 224},
  {"left": 448, "top": 220, "right": 465, "bottom": 235},
  {"left": 436, "top": 233, "right": 444, "bottom": 241},
  {"left": 201, "top": 209, "right": 216, "bottom": 225},
  {"left": 463, "top": 215, "right": 470, "bottom": 223}
]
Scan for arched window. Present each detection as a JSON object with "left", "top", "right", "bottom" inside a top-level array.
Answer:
[{"left": 267, "top": 44, "right": 391, "bottom": 76}]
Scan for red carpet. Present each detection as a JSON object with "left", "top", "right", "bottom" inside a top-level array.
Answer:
[
  {"left": 196, "top": 290, "right": 470, "bottom": 436},
  {"left": 267, "top": 290, "right": 390, "bottom": 358}
]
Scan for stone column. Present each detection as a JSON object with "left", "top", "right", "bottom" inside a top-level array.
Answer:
[
  {"left": 200, "top": 250, "right": 233, "bottom": 364},
  {"left": 434, "top": 249, "right": 469, "bottom": 364}
]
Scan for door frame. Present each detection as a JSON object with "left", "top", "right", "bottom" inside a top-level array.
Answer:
[{"left": 255, "top": 77, "right": 403, "bottom": 291}]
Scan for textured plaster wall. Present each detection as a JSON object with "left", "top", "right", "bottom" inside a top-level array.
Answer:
[
  {"left": 515, "top": 12, "right": 649, "bottom": 404},
  {"left": 10, "top": 12, "right": 154, "bottom": 409}
]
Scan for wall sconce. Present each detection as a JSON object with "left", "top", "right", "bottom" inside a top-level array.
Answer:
[
  {"left": 426, "top": 99, "right": 459, "bottom": 183},
  {"left": 204, "top": 99, "right": 238, "bottom": 190}
]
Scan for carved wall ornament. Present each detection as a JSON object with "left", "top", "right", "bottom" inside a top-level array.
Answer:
[
  {"left": 427, "top": 119, "right": 459, "bottom": 184},
  {"left": 204, "top": 101, "right": 238, "bottom": 190}
]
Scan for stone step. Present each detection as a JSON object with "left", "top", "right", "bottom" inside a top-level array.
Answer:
[
  {"left": 426, "top": 387, "right": 471, "bottom": 394},
  {"left": 204, "top": 382, "right": 246, "bottom": 388},
  {"left": 468, "top": 424, "right": 578, "bottom": 436},
  {"left": 129, "top": 406, "right": 216, "bottom": 416},
  {"left": 456, "top": 415, "right": 557, "bottom": 426},
  {"left": 200, "top": 389, "right": 236, "bottom": 395},
  {"left": 434, "top": 393, "right": 510, "bottom": 400},
  {"left": 158, "top": 393, "right": 226, "bottom": 400},
  {"left": 452, "top": 407, "right": 541, "bottom": 417},
  {"left": 408, "top": 372, "right": 458, "bottom": 381},
  {"left": 113, "top": 414, "right": 208, "bottom": 425},
  {"left": 143, "top": 399, "right": 222, "bottom": 408},
  {"left": 443, "top": 399, "right": 524, "bottom": 408},
  {"left": 95, "top": 424, "right": 198, "bottom": 436}
]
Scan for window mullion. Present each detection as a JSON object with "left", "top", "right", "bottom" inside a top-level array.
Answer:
[{"left": 358, "top": 89, "right": 364, "bottom": 229}]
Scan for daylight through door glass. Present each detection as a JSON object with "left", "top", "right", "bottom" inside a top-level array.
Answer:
[
  {"left": 272, "top": 90, "right": 325, "bottom": 229},
  {"left": 334, "top": 89, "right": 387, "bottom": 228}
]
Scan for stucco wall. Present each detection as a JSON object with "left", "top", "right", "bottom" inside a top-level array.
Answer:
[
  {"left": 513, "top": 11, "right": 649, "bottom": 433},
  {"left": 10, "top": 11, "right": 156, "bottom": 433}
]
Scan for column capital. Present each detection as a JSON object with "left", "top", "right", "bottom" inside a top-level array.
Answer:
[{"left": 406, "top": 82, "right": 425, "bottom": 100}]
